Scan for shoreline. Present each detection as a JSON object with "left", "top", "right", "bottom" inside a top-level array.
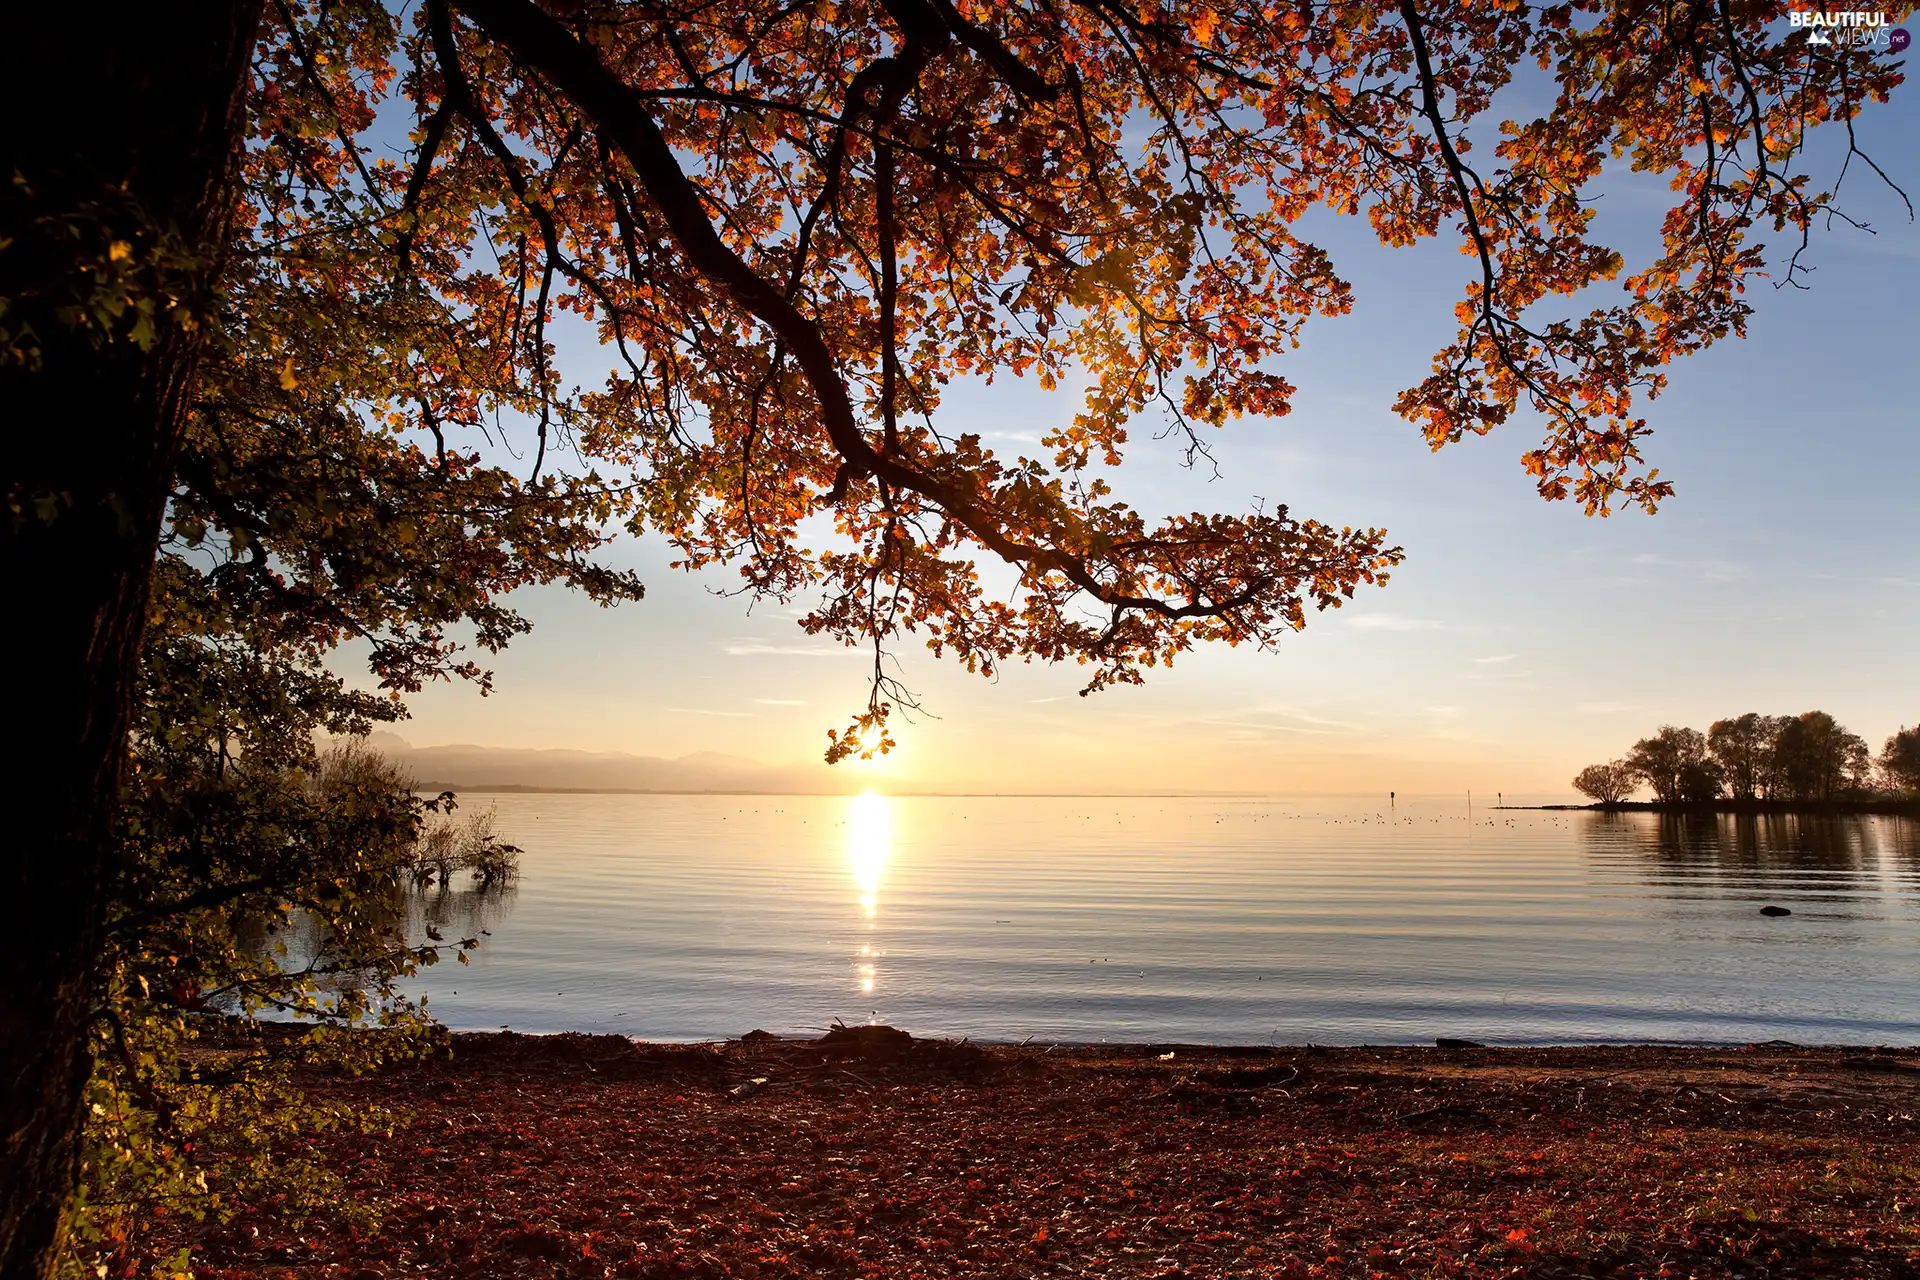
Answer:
[
  {"left": 1507, "top": 798, "right": 1919, "bottom": 816},
  {"left": 415, "top": 784, "right": 1267, "bottom": 798},
  {"left": 418, "top": 786, "right": 1920, "bottom": 815},
  {"left": 422, "top": 1027, "right": 1920, "bottom": 1053}
]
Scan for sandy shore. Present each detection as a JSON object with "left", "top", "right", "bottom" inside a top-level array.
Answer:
[{"left": 160, "top": 1031, "right": 1920, "bottom": 1278}]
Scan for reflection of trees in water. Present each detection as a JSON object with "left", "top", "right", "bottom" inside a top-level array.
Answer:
[
  {"left": 1582, "top": 810, "right": 1920, "bottom": 889},
  {"left": 239, "top": 879, "right": 518, "bottom": 996},
  {"left": 404, "top": 878, "right": 517, "bottom": 945}
]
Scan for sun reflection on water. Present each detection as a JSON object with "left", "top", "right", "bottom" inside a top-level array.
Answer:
[
  {"left": 847, "top": 791, "right": 891, "bottom": 995},
  {"left": 848, "top": 790, "right": 890, "bottom": 918}
]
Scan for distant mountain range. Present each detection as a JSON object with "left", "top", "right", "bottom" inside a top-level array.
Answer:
[{"left": 363, "top": 732, "right": 889, "bottom": 795}]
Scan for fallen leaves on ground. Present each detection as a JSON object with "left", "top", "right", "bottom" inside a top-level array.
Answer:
[{"left": 162, "top": 1035, "right": 1920, "bottom": 1278}]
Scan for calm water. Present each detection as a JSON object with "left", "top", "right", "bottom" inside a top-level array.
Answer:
[{"left": 398, "top": 794, "right": 1920, "bottom": 1046}]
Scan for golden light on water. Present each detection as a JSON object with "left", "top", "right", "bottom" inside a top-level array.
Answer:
[
  {"left": 847, "top": 791, "right": 892, "bottom": 997},
  {"left": 847, "top": 790, "right": 890, "bottom": 919}
]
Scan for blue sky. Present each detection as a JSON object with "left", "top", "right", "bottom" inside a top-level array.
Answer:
[{"left": 375, "top": 39, "right": 1919, "bottom": 797}]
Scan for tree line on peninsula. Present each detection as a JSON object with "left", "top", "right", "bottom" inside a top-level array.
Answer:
[{"left": 1574, "top": 713, "right": 1920, "bottom": 806}]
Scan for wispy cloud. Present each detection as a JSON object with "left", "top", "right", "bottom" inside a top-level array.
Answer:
[
  {"left": 723, "top": 640, "right": 859, "bottom": 658},
  {"left": 1348, "top": 614, "right": 1451, "bottom": 632},
  {"left": 1251, "top": 704, "right": 1366, "bottom": 732},
  {"left": 1196, "top": 718, "right": 1351, "bottom": 737},
  {"left": 1631, "top": 552, "right": 1748, "bottom": 585},
  {"left": 1580, "top": 550, "right": 1749, "bottom": 589},
  {"left": 753, "top": 698, "right": 809, "bottom": 706},
  {"left": 1578, "top": 700, "right": 1642, "bottom": 715},
  {"left": 1811, "top": 573, "right": 1920, "bottom": 589},
  {"left": 1467, "top": 654, "right": 1531, "bottom": 682},
  {"left": 665, "top": 707, "right": 756, "bottom": 718},
  {"left": 1195, "top": 704, "right": 1365, "bottom": 736}
]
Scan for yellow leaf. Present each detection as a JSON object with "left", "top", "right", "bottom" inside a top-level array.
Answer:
[{"left": 280, "top": 357, "right": 299, "bottom": 390}]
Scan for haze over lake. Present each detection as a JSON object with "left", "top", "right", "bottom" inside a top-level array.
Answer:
[{"left": 397, "top": 794, "right": 1920, "bottom": 1046}]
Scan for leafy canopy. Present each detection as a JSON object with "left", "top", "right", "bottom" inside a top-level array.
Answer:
[
  {"left": 75, "top": 570, "right": 508, "bottom": 1274},
  {"left": 217, "top": 0, "right": 1903, "bottom": 760}
]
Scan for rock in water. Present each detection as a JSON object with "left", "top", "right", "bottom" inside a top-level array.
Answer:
[{"left": 1759, "top": 905, "right": 1792, "bottom": 916}]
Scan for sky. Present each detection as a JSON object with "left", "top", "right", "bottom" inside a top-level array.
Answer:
[{"left": 363, "top": 32, "right": 1920, "bottom": 799}]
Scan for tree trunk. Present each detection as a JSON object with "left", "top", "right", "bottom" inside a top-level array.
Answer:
[{"left": 0, "top": 5, "right": 260, "bottom": 1275}]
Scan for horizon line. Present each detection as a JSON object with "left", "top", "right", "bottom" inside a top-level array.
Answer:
[{"left": 415, "top": 785, "right": 1578, "bottom": 800}]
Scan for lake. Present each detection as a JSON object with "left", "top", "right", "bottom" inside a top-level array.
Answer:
[{"left": 396, "top": 793, "right": 1920, "bottom": 1046}]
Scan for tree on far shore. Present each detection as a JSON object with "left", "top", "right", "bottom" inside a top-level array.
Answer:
[
  {"left": 1572, "top": 760, "right": 1636, "bottom": 805},
  {"left": 1773, "top": 711, "right": 1872, "bottom": 803},
  {"left": 1879, "top": 726, "right": 1920, "bottom": 797},
  {"left": 1708, "top": 713, "right": 1780, "bottom": 800},
  {"left": 1625, "top": 727, "right": 1722, "bottom": 804},
  {"left": 1584, "top": 710, "right": 1899, "bottom": 805}
]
